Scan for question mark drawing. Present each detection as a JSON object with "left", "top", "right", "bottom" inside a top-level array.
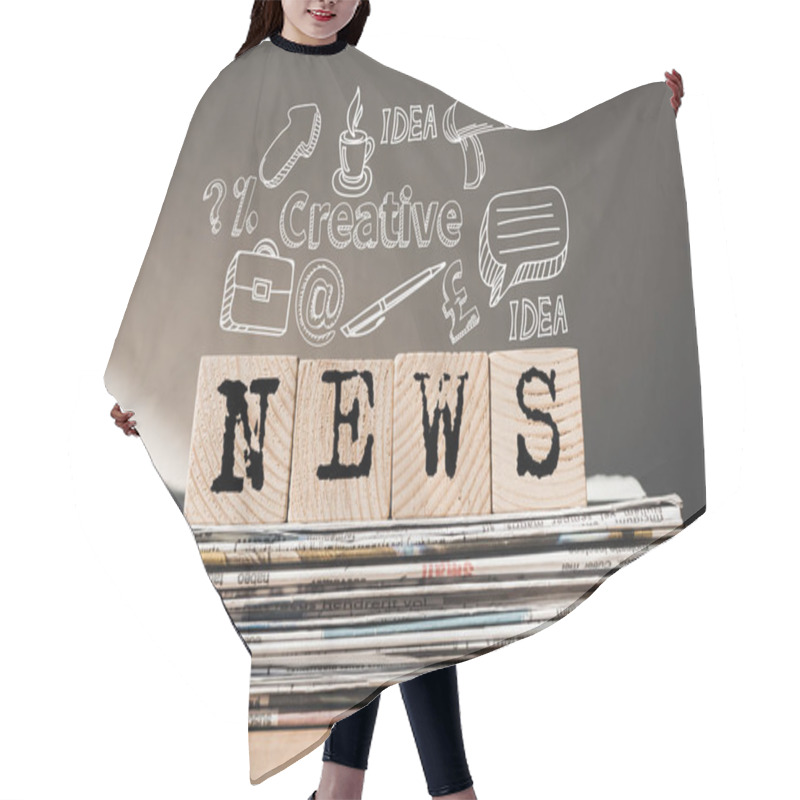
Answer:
[{"left": 203, "top": 178, "right": 227, "bottom": 235}]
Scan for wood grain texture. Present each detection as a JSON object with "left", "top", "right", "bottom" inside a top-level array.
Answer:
[
  {"left": 391, "top": 351, "right": 491, "bottom": 518},
  {"left": 184, "top": 355, "right": 298, "bottom": 525},
  {"left": 489, "top": 348, "right": 586, "bottom": 512},
  {"left": 288, "top": 359, "right": 393, "bottom": 522},
  {"left": 249, "top": 728, "right": 329, "bottom": 785}
]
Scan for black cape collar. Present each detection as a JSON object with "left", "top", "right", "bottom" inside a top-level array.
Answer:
[{"left": 270, "top": 31, "right": 348, "bottom": 55}]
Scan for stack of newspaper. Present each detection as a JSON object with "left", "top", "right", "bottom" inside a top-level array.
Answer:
[{"left": 192, "top": 478, "right": 683, "bottom": 732}]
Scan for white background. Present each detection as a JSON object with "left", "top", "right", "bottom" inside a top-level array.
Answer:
[{"left": 1, "top": 1, "right": 797, "bottom": 798}]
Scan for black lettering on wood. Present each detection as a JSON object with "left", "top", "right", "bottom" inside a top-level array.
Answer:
[
  {"left": 515, "top": 366, "right": 560, "bottom": 478},
  {"left": 210, "top": 377, "right": 281, "bottom": 493},
  {"left": 317, "top": 369, "right": 374, "bottom": 480},
  {"left": 413, "top": 371, "right": 469, "bottom": 478}
]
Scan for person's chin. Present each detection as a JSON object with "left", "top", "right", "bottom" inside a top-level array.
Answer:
[{"left": 299, "top": 25, "right": 337, "bottom": 42}]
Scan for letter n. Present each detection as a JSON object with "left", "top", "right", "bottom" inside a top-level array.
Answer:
[
  {"left": 211, "top": 377, "right": 280, "bottom": 492},
  {"left": 184, "top": 356, "right": 299, "bottom": 526}
]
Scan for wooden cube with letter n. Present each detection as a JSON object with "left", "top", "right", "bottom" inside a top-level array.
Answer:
[
  {"left": 392, "top": 351, "right": 491, "bottom": 518},
  {"left": 489, "top": 348, "right": 586, "bottom": 512},
  {"left": 288, "top": 359, "right": 394, "bottom": 523},
  {"left": 184, "top": 355, "right": 299, "bottom": 525}
]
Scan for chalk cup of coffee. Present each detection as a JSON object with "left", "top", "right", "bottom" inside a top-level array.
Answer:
[{"left": 339, "top": 129, "right": 375, "bottom": 185}]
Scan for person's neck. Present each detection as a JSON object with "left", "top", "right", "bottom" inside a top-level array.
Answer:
[
  {"left": 280, "top": 21, "right": 336, "bottom": 47},
  {"left": 271, "top": 28, "right": 348, "bottom": 55}
]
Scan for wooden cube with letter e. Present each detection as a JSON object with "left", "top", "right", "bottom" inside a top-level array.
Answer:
[{"left": 288, "top": 359, "right": 394, "bottom": 523}]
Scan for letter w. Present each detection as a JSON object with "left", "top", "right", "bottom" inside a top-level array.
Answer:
[{"left": 413, "top": 371, "right": 468, "bottom": 478}]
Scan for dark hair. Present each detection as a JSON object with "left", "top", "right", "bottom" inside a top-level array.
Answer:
[{"left": 236, "top": 1, "right": 371, "bottom": 59}]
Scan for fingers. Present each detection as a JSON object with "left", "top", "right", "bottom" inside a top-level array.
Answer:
[
  {"left": 664, "top": 75, "right": 682, "bottom": 96},
  {"left": 121, "top": 421, "right": 139, "bottom": 436},
  {"left": 111, "top": 403, "right": 129, "bottom": 420},
  {"left": 111, "top": 403, "right": 134, "bottom": 421},
  {"left": 664, "top": 69, "right": 684, "bottom": 96},
  {"left": 664, "top": 68, "right": 683, "bottom": 116},
  {"left": 111, "top": 403, "right": 139, "bottom": 436}
]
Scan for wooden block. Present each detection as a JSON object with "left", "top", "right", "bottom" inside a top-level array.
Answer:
[
  {"left": 184, "top": 355, "right": 298, "bottom": 525},
  {"left": 249, "top": 728, "right": 329, "bottom": 785},
  {"left": 391, "top": 351, "right": 491, "bottom": 519},
  {"left": 288, "top": 359, "right": 393, "bottom": 522},
  {"left": 489, "top": 348, "right": 586, "bottom": 512}
]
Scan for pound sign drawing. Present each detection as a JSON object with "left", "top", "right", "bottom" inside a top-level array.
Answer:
[{"left": 441, "top": 259, "right": 480, "bottom": 344}]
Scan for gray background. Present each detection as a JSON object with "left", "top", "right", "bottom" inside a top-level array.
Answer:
[{"left": 105, "top": 42, "right": 704, "bottom": 521}]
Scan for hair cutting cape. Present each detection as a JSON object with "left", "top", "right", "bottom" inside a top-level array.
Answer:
[{"left": 104, "top": 35, "right": 704, "bottom": 783}]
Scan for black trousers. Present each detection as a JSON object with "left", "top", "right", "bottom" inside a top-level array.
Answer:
[{"left": 323, "top": 664, "right": 473, "bottom": 797}]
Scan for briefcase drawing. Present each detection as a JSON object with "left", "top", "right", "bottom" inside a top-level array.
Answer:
[{"left": 220, "top": 238, "right": 295, "bottom": 336}]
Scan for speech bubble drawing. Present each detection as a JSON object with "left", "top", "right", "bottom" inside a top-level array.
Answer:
[{"left": 479, "top": 186, "right": 568, "bottom": 307}]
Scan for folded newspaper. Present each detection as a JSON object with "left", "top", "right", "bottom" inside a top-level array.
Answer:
[{"left": 104, "top": 31, "right": 705, "bottom": 784}]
